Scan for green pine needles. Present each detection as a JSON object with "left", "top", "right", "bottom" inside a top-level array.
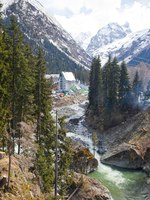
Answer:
[
  {"left": 88, "top": 56, "right": 144, "bottom": 129},
  {"left": 0, "top": 9, "right": 73, "bottom": 198}
]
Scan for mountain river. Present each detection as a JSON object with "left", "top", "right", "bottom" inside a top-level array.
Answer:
[{"left": 56, "top": 102, "right": 148, "bottom": 200}]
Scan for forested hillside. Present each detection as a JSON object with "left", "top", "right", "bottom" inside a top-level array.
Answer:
[
  {"left": 86, "top": 56, "right": 150, "bottom": 129},
  {"left": 0, "top": 6, "right": 73, "bottom": 199},
  {"left": 2, "top": 0, "right": 90, "bottom": 83}
]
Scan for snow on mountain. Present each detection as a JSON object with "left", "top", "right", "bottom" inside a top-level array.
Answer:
[
  {"left": 87, "top": 22, "right": 131, "bottom": 56},
  {"left": 74, "top": 32, "right": 92, "bottom": 50},
  {"left": 93, "top": 29, "right": 150, "bottom": 66},
  {"left": 122, "top": 22, "right": 131, "bottom": 34},
  {"left": 1, "top": 0, "right": 14, "bottom": 10},
  {"left": 1, "top": 0, "right": 91, "bottom": 70}
]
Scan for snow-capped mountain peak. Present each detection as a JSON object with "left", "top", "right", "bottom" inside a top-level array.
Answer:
[
  {"left": 122, "top": 22, "right": 131, "bottom": 34},
  {"left": 74, "top": 32, "right": 92, "bottom": 50},
  {"left": 93, "top": 28, "right": 150, "bottom": 66},
  {"left": 86, "top": 22, "right": 131, "bottom": 56}
]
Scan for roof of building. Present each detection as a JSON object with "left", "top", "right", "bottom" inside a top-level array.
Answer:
[{"left": 61, "top": 72, "right": 76, "bottom": 81}]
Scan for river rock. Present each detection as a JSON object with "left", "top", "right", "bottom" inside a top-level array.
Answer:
[
  {"left": 71, "top": 143, "right": 98, "bottom": 174},
  {"left": 69, "top": 173, "right": 113, "bottom": 200},
  {"left": 100, "top": 110, "right": 150, "bottom": 170},
  {"left": 69, "top": 117, "right": 81, "bottom": 125},
  {"left": 101, "top": 143, "right": 150, "bottom": 170}
]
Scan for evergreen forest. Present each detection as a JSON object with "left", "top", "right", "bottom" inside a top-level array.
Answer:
[
  {"left": 0, "top": 5, "right": 73, "bottom": 199},
  {"left": 87, "top": 56, "right": 149, "bottom": 129}
]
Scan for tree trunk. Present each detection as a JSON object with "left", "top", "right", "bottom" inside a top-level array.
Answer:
[
  {"left": 55, "top": 110, "right": 58, "bottom": 198},
  {"left": 7, "top": 144, "right": 11, "bottom": 189}
]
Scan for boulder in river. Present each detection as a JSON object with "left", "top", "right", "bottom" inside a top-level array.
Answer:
[
  {"left": 68, "top": 173, "right": 113, "bottom": 200},
  {"left": 71, "top": 142, "right": 98, "bottom": 174},
  {"left": 101, "top": 134, "right": 150, "bottom": 171}
]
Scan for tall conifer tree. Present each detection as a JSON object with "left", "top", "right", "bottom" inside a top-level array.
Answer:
[
  {"left": 118, "top": 61, "right": 131, "bottom": 111},
  {"left": 103, "top": 57, "right": 120, "bottom": 127},
  {"left": 7, "top": 16, "right": 25, "bottom": 153},
  {"left": 88, "top": 56, "right": 103, "bottom": 114},
  {"left": 35, "top": 49, "right": 55, "bottom": 193},
  {"left": 0, "top": 5, "right": 11, "bottom": 149},
  {"left": 109, "top": 57, "right": 120, "bottom": 111}
]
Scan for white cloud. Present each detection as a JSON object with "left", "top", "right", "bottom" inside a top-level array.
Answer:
[
  {"left": 40, "top": 0, "right": 150, "bottom": 36},
  {"left": 121, "top": 2, "right": 150, "bottom": 32}
]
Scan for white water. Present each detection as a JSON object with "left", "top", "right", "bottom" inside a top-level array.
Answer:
[{"left": 58, "top": 102, "right": 147, "bottom": 200}]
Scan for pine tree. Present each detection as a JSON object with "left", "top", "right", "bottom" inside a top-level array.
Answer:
[
  {"left": 88, "top": 57, "right": 97, "bottom": 108},
  {"left": 15, "top": 44, "right": 36, "bottom": 154},
  {"left": 88, "top": 56, "right": 103, "bottom": 114},
  {"left": 0, "top": 10, "right": 11, "bottom": 150},
  {"left": 6, "top": 15, "right": 25, "bottom": 153},
  {"left": 102, "top": 56, "right": 112, "bottom": 116},
  {"left": 103, "top": 56, "right": 120, "bottom": 127},
  {"left": 57, "top": 116, "right": 73, "bottom": 198},
  {"left": 118, "top": 61, "right": 131, "bottom": 111},
  {"left": 109, "top": 57, "right": 120, "bottom": 111},
  {"left": 35, "top": 49, "right": 55, "bottom": 194},
  {"left": 5, "top": 16, "right": 36, "bottom": 186}
]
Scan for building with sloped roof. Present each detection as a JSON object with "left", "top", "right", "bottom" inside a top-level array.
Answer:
[{"left": 59, "top": 72, "right": 76, "bottom": 92}]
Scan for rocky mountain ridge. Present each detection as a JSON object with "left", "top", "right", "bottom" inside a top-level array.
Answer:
[
  {"left": 1, "top": 0, "right": 91, "bottom": 73},
  {"left": 75, "top": 22, "right": 150, "bottom": 67},
  {"left": 92, "top": 28, "right": 150, "bottom": 66},
  {"left": 86, "top": 22, "right": 131, "bottom": 56},
  {"left": 75, "top": 31, "right": 93, "bottom": 50}
]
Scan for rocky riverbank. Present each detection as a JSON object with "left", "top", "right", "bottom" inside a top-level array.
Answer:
[
  {"left": 71, "top": 142, "right": 98, "bottom": 174},
  {"left": 54, "top": 100, "right": 114, "bottom": 200},
  {"left": 53, "top": 93, "right": 87, "bottom": 108},
  {"left": 57, "top": 100, "right": 150, "bottom": 199},
  {"left": 68, "top": 173, "right": 113, "bottom": 200},
  {"left": 100, "top": 109, "right": 150, "bottom": 173}
]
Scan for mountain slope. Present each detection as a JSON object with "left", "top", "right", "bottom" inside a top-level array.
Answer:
[
  {"left": 75, "top": 32, "right": 92, "bottom": 50},
  {"left": 92, "top": 29, "right": 150, "bottom": 66},
  {"left": 1, "top": 0, "right": 91, "bottom": 76},
  {"left": 87, "top": 22, "right": 131, "bottom": 56}
]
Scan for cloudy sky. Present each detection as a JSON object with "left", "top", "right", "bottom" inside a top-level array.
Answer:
[
  {"left": 3, "top": 0, "right": 147, "bottom": 37},
  {"left": 39, "top": 0, "right": 150, "bottom": 37}
]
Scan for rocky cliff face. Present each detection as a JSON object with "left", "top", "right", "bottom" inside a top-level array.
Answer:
[{"left": 100, "top": 108, "right": 150, "bottom": 174}]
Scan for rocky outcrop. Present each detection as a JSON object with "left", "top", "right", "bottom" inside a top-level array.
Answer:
[
  {"left": 101, "top": 123, "right": 150, "bottom": 172},
  {"left": 69, "top": 173, "right": 113, "bottom": 200},
  {"left": 71, "top": 143, "right": 98, "bottom": 174},
  {"left": 101, "top": 143, "right": 150, "bottom": 170}
]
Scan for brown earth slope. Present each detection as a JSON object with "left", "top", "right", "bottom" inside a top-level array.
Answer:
[{"left": 0, "top": 153, "right": 44, "bottom": 200}]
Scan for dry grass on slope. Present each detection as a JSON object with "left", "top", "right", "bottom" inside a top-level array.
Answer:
[{"left": 0, "top": 154, "right": 44, "bottom": 200}]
